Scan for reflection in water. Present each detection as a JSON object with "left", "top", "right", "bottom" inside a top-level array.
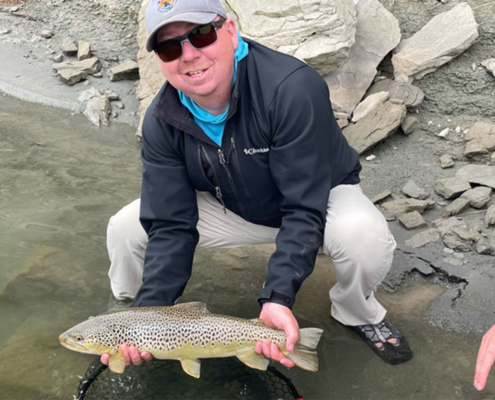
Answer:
[{"left": 0, "top": 93, "right": 494, "bottom": 399}]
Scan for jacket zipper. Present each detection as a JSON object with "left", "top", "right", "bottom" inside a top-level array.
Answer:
[
  {"left": 217, "top": 147, "right": 247, "bottom": 219},
  {"left": 228, "top": 136, "right": 250, "bottom": 197},
  {"left": 198, "top": 145, "right": 227, "bottom": 214}
]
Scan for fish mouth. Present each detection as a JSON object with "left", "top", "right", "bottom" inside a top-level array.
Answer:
[{"left": 58, "top": 334, "right": 91, "bottom": 352}]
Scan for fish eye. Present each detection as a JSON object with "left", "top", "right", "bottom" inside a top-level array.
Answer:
[{"left": 74, "top": 335, "right": 84, "bottom": 341}]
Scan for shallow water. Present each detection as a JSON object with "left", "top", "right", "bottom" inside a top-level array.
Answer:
[{"left": 0, "top": 93, "right": 494, "bottom": 399}]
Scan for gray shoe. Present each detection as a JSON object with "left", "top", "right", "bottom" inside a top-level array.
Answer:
[{"left": 107, "top": 293, "right": 134, "bottom": 311}]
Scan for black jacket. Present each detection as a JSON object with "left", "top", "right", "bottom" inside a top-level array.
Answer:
[{"left": 134, "top": 38, "right": 361, "bottom": 308}]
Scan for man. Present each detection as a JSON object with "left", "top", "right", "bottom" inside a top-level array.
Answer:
[
  {"left": 475, "top": 324, "right": 495, "bottom": 390},
  {"left": 101, "top": 0, "right": 413, "bottom": 369}
]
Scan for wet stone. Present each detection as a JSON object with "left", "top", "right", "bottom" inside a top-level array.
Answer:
[
  {"left": 398, "top": 211, "right": 427, "bottom": 230},
  {"left": 370, "top": 189, "right": 392, "bottom": 204}
]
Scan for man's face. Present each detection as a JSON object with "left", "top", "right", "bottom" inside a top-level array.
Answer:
[{"left": 155, "top": 18, "right": 238, "bottom": 109}]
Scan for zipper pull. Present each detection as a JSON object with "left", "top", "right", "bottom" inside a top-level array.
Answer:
[
  {"left": 215, "top": 186, "right": 227, "bottom": 214},
  {"left": 231, "top": 136, "right": 235, "bottom": 150},
  {"left": 217, "top": 149, "right": 226, "bottom": 165}
]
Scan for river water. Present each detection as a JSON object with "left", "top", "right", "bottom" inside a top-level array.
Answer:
[{"left": 0, "top": 93, "right": 493, "bottom": 399}]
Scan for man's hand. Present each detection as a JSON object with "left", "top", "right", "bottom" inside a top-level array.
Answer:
[
  {"left": 475, "top": 324, "right": 495, "bottom": 390},
  {"left": 100, "top": 343, "right": 153, "bottom": 367},
  {"left": 255, "top": 302, "right": 299, "bottom": 368}
]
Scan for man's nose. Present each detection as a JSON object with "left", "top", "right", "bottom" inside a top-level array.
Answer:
[{"left": 181, "top": 40, "right": 201, "bottom": 61}]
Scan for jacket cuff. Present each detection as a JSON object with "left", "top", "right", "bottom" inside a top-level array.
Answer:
[{"left": 258, "top": 287, "right": 294, "bottom": 309}]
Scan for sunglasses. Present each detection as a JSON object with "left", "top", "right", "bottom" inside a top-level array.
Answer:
[{"left": 154, "top": 20, "right": 225, "bottom": 62}]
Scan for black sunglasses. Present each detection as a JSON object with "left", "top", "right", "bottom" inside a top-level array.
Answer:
[{"left": 153, "top": 20, "right": 225, "bottom": 63}]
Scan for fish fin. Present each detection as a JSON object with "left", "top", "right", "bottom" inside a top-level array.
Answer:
[
  {"left": 249, "top": 318, "right": 265, "bottom": 325},
  {"left": 108, "top": 346, "right": 126, "bottom": 373},
  {"left": 180, "top": 358, "right": 201, "bottom": 378},
  {"left": 286, "top": 328, "right": 323, "bottom": 372},
  {"left": 237, "top": 352, "right": 270, "bottom": 371},
  {"left": 174, "top": 302, "right": 210, "bottom": 313}
]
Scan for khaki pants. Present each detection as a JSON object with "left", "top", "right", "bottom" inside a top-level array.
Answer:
[{"left": 107, "top": 184, "right": 396, "bottom": 326}]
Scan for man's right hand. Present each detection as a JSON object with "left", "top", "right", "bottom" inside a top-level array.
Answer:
[
  {"left": 475, "top": 324, "right": 495, "bottom": 391},
  {"left": 100, "top": 343, "right": 153, "bottom": 367}
]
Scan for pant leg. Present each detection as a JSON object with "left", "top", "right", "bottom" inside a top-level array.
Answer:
[
  {"left": 106, "top": 192, "right": 278, "bottom": 300},
  {"left": 323, "top": 184, "right": 396, "bottom": 326}
]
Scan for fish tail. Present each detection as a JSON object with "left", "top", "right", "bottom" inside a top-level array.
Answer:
[{"left": 286, "top": 328, "right": 323, "bottom": 372}]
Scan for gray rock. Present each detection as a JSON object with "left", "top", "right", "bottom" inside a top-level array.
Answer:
[
  {"left": 460, "top": 187, "right": 492, "bottom": 209},
  {"left": 56, "top": 69, "right": 87, "bottom": 86},
  {"left": 79, "top": 88, "right": 111, "bottom": 127},
  {"left": 401, "top": 116, "right": 418, "bottom": 135},
  {"left": 392, "top": 3, "right": 479, "bottom": 83},
  {"left": 381, "top": 198, "right": 430, "bottom": 214},
  {"left": 337, "top": 119, "right": 349, "bottom": 129},
  {"left": 108, "top": 59, "right": 140, "bottom": 81},
  {"left": 51, "top": 54, "right": 63, "bottom": 63},
  {"left": 443, "top": 197, "right": 470, "bottom": 217},
  {"left": 398, "top": 211, "right": 427, "bottom": 230},
  {"left": 104, "top": 90, "right": 120, "bottom": 101},
  {"left": 434, "top": 177, "right": 471, "bottom": 199},
  {"left": 52, "top": 57, "right": 101, "bottom": 75},
  {"left": 114, "top": 101, "right": 124, "bottom": 109},
  {"left": 402, "top": 179, "right": 428, "bottom": 200},
  {"left": 342, "top": 101, "right": 407, "bottom": 154},
  {"left": 475, "top": 236, "right": 493, "bottom": 255},
  {"left": 62, "top": 37, "right": 78, "bottom": 56},
  {"left": 0, "top": 29, "right": 11, "bottom": 35},
  {"left": 439, "top": 154, "right": 455, "bottom": 169},
  {"left": 456, "top": 164, "right": 495, "bottom": 189},
  {"left": 370, "top": 189, "right": 392, "bottom": 204},
  {"left": 325, "top": 0, "right": 400, "bottom": 115},
  {"left": 485, "top": 204, "right": 495, "bottom": 227},
  {"left": 365, "top": 78, "right": 425, "bottom": 107},
  {"left": 40, "top": 30, "right": 54, "bottom": 39},
  {"left": 463, "top": 122, "right": 495, "bottom": 157},
  {"left": 405, "top": 228, "right": 440, "bottom": 248},
  {"left": 352, "top": 91, "right": 389, "bottom": 123},
  {"left": 437, "top": 226, "right": 475, "bottom": 252},
  {"left": 481, "top": 58, "right": 495, "bottom": 76},
  {"left": 77, "top": 41, "right": 92, "bottom": 61}
]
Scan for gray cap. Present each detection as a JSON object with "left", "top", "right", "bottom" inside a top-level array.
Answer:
[{"left": 145, "top": 0, "right": 228, "bottom": 52}]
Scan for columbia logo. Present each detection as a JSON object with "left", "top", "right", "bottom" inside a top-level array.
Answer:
[{"left": 244, "top": 147, "right": 269, "bottom": 155}]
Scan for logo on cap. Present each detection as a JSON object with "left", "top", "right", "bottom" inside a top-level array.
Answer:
[{"left": 158, "top": 0, "right": 177, "bottom": 13}]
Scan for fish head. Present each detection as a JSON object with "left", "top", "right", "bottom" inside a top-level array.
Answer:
[{"left": 59, "top": 316, "right": 118, "bottom": 355}]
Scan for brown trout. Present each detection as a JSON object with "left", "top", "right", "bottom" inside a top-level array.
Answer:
[{"left": 59, "top": 302, "right": 323, "bottom": 378}]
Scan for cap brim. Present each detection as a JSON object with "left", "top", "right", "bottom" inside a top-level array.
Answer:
[{"left": 146, "top": 12, "right": 217, "bottom": 52}]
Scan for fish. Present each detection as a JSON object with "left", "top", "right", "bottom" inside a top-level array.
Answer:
[{"left": 59, "top": 302, "right": 323, "bottom": 378}]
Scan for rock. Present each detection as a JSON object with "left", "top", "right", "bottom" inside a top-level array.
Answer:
[
  {"left": 437, "top": 226, "right": 475, "bottom": 252},
  {"left": 475, "top": 235, "right": 493, "bottom": 255},
  {"left": 401, "top": 116, "right": 418, "bottom": 135},
  {"left": 52, "top": 57, "right": 101, "bottom": 75},
  {"left": 398, "top": 211, "right": 427, "bottom": 230},
  {"left": 0, "top": 28, "right": 11, "bottom": 35},
  {"left": 439, "top": 154, "right": 454, "bottom": 169},
  {"left": 342, "top": 101, "right": 407, "bottom": 154},
  {"left": 463, "top": 122, "right": 495, "bottom": 157},
  {"left": 365, "top": 78, "right": 424, "bottom": 107},
  {"left": 434, "top": 177, "right": 471, "bottom": 199},
  {"left": 56, "top": 69, "right": 87, "bottom": 86},
  {"left": 405, "top": 228, "right": 440, "bottom": 248},
  {"left": 352, "top": 91, "right": 389, "bottom": 123},
  {"left": 381, "top": 198, "right": 430, "bottom": 214},
  {"left": 325, "top": 0, "right": 401, "bottom": 115},
  {"left": 485, "top": 204, "right": 495, "bottom": 227},
  {"left": 438, "top": 128, "right": 450, "bottom": 138},
  {"left": 456, "top": 164, "right": 495, "bottom": 189},
  {"left": 10, "top": 6, "right": 19, "bottom": 13},
  {"left": 443, "top": 197, "right": 470, "bottom": 217},
  {"left": 229, "top": 0, "right": 357, "bottom": 76},
  {"left": 77, "top": 41, "right": 92, "bottom": 61},
  {"left": 40, "top": 30, "right": 53, "bottom": 39},
  {"left": 114, "top": 101, "right": 124, "bottom": 109},
  {"left": 491, "top": 152, "right": 495, "bottom": 165},
  {"left": 481, "top": 58, "right": 495, "bottom": 76},
  {"left": 460, "top": 187, "right": 492, "bottom": 209},
  {"left": 402, "top": 179, "right": 428, "bottom": 200},
  {"left": 108, "top": 59, "right": 140, "bottom": 81},
  {"left": 79, "top": 88, "right": 111, "bottom": 127},
  {"left": 51, "top": 54, "right": 63, "bottom": 63},
  {"left": 337, "top": 119, "right": 349, "bottom": 129},
  {"left": 93, "top": 72, "right": 103, "bottom": 78},
  {"left": 62, "top": 37, "right": 78, "bottom": 56},
  {"left": 392, "top": 3, "right": 479, "bottom": 83},
  {"left": 104, "top": 90, "right": 120, "bottom": 101},
  {"left": 370, "top": 189, "right": 392, "bottom": 204}
]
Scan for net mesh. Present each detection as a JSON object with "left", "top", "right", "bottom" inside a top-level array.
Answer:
[{"left": 77, "top": 357, "right": 301, "bottom": 400}]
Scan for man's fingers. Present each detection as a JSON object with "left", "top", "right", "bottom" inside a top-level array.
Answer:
[
  {"left": 100, "top": 354, "right": 109, "bottom": 365},
  {"left": 141, "top": 351, "right": 153, "bottom": 361},
  {"left": 129, "top": 346, "right": 142, "bottom": 365},
  {"left": 119, "top": 344, "right": 131, "bottom": 366}
]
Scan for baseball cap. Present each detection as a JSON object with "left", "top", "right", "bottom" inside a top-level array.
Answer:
[{"left": 145, "top": 0, "right": 228, "bottom": 52}]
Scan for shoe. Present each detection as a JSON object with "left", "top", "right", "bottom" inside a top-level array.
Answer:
[
  {"left": 106, "top": 293, "right": 134, "bottom": 311},
  {"left": 349, "top": 319, "right": 413, "bottom": 365}
]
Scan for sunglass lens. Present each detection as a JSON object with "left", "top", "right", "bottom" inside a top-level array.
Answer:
[
  {"left": 189, "top": 24, "right": 217, "bottom": 49},
  {"left": 156, "top": 40, "right": 182, "bottom": 62}
]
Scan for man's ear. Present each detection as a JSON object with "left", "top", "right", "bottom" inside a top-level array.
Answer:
[{"left": 225, "top": 18, "right": 239, "bottom": 50}]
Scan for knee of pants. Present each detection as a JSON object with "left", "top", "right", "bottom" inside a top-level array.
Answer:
[
  {"left": 324, "top": 209, "right": 396, "bottom": 265},
  {"left": 107, "top": 200, "right": 147, "bottom": 254}
]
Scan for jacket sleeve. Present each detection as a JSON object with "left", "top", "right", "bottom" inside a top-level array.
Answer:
[
  {"left": 258, "top": 66, "right": 350, "bottom": 309},
  {"left": 133, "top": 108, "right": 199, "bottom": 307}
]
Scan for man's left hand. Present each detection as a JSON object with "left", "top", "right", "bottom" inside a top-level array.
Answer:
[
  {"left": 475, "top": 323, "right": 495, "bottom": 390},
  {"left": 255, "top": 302, "right": 298, "bottom": 368}
]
